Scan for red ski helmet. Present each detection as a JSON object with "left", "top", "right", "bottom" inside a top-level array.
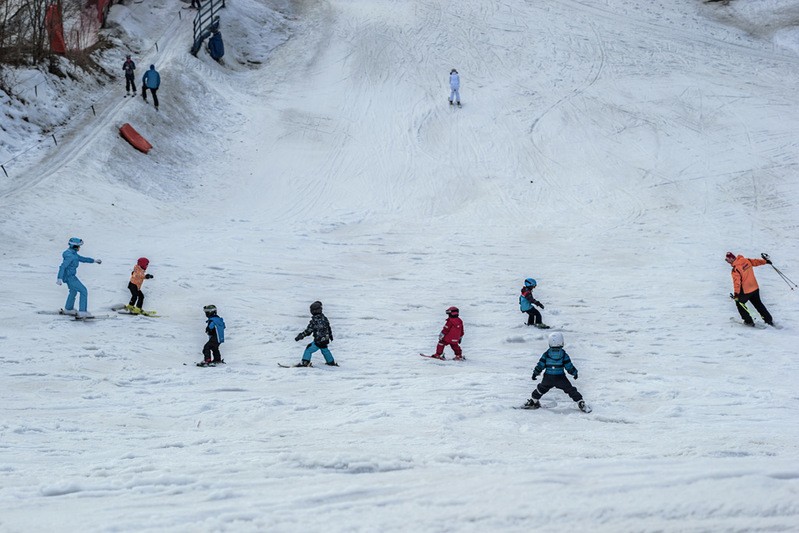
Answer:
[
  {"left": 725, "top": 252, "right": 735, "bottom": 264},
  {"left": 446, "top": 306, "right": 459, "bottom": 317},
  {"left": 137, "top": 257, "right": 150, "bottom": 269}
]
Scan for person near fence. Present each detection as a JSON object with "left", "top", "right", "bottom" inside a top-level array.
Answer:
[
  {"left": 123, "top": 55, "right": 136, "bottom": 95},
  {"left": 141, "top": 65, "right": 161, "bottom": 110},
  {"left": 191, "top": 0, "right": 201, "bottom": 9}
]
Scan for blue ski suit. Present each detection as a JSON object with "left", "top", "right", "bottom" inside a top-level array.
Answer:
[{"left": 57, "top": 248, "right": 97, "bottom": 312}]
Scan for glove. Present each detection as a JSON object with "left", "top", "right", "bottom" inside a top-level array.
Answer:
[
  {"left": 573, "top": 373, "right": 578, "bottom": 380},
  {"left": 95, "top": 259, "right": 102, "bottom": 264},
  {"left": 531, "top": 372, "right": 539, "bottom": 381},
  {"left": 56, "top": 279, "right": 62, "bottom": 286},
  {"left": 294, "top": 334, "right": 303, "bottom": 342},
  {"left": 765, "top": 259, "right": 772, "bottom": 265},
  {"left": 145, "top": 274, "right": 154, "bottom": 279},
  {"left": 536, "top": 302, "right": 544, "bottom": 309}
]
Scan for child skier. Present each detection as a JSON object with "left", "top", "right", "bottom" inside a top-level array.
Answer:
[
  {"left": 126, "top": 257, "right": 154, "bottom": 314},
  {"left": 448, "top": 68, "right": 461, "bottom": 106},
  {"left": 524, "top": 332, "right": 590, "bottom": 412},
  {"left": 432, "top": 306, "right": 464, "bottom": 360},
  {"left": 519, "top": 277, "right": 547, "bottom": 328},
  {"left": 199, "top": 304, "right": 225, "bottom": 366},
  {"left": 56, "top": 237, "right": 102, "bottom": 318},
  {"left": 294, "top": 301, "right": 337, "bottom": 367}
]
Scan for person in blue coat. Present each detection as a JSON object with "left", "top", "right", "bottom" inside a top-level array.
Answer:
[
  {"left": 519, "top": 277, "right": 545, "bottom": 327},
  {"left": 141, "top": 65, "right": 161, "bottom": 110},
  {"left": 524, "top": 332, "right": 591, "bottom": 412},
  {"left": 57, "top": 237, "right": 101, "bottom": 318},
  {"left": 448, "top": 68, "right": 461, "bottom": 106},
  {"left": 208, "top": 30, "right": 224, "bottom": 61},
  {"left": 200, "top": 304, "right": 226, "bottom": 366}
]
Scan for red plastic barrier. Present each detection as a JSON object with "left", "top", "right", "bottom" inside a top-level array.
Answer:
[
  {"left": 119, "top": 123, "right": 153, "bottom": 154},
  {"left": 45, "top": 4, "right": 66, "bottom": 55}
]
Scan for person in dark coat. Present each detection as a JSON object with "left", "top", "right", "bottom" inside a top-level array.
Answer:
[
  {"left": 208, "top": 30, "right": 224, "bottom": 61},
  {"left": 294, "top": 301, "right": 337, "bottom": 366},
  {"left": 123, "top": 55, "right": 136, "bottom": 95}
]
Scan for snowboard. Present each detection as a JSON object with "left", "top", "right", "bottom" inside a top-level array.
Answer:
[
  {"left": 514, "top": 400, "right": 591, "bottom": 412},
  {"left": 532, "top": 323, "right": 551, "bottom": 329}
]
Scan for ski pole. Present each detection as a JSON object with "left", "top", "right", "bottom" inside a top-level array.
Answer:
[{"left": 761, "top": 253, "right": 797, "bottom": 290}]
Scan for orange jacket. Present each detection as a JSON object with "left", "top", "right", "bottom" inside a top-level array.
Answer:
[
  {"left": 130, "top": 264, "right": 148, "bottom": 288},
  {"left": 730, "top": 255, "right": 767, "bottom": 295}
]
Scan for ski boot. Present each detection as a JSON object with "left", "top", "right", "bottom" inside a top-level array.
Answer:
[
  {"left": 578, "top": 400, "right": 592, "bottom": 413},
  {"left": 296, "top": 360, "right": 312, "bottom": 367},
  {"left": 77, "top": 311, "right": 94, "bottom": 319},
  {"left": 325, "top": 361, "right": 339, "bottom": 367},
  {"left": 523, "top": 398, "right": 541, "bottom": 409},
  {"left": 60, "top": 308, "right": 78, "bottom": 316}
]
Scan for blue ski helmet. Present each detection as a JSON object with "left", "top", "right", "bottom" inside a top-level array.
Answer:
[
  {"left": 68, "top": 237, "right": 84, "bottom": 248},
  {"left": 524, "top": 278, "right": 537, "bottom": 288}
]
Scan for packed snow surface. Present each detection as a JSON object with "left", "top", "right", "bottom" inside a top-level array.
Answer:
[{"left": 1, "top": 0, "right": 798, "bottom": 531}]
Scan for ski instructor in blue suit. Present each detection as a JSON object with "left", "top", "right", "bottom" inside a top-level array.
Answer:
[{"left": 57, "top": 237, "right": 101, "bottom": 317}]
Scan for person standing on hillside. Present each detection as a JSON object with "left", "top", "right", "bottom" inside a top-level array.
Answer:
[
  {"left": 294, "top": 301, "right": 337, "bottom": 367},
  {"left": 141, "top": 64, "right": 161, "bottom": 110},
  {"left": 431, "top": 306, "right": 464, "bottom": 360},
  {"left": 123, "top": 55, "right": 136, "bottom": 96},
  {"left": 448, "top": 68, "right": 461, "bottom": 107},
  {"left": 523, "top": 332, "right": 590, "bottom": 412},
  {"left": 726, "top": 251, "right": 774, "bottom": 326},
  {"left": 199, "top": 305, "right": 226, "bottom": 366},
  {"left": 519, "top": 277, "right": 547, "bottom": 328},
  {"left": 126, "top": 257, "right": 154, "bottom": 314},
  {"left": 57, "top": 237, "right": 102, "bottom": 318}
]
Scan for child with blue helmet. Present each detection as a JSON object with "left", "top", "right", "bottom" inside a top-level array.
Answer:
[
  {"left": 519, "top": 277, "right": 547, "bottom": 328},
  {"left": 57, "top": 237, "right": 102, "bottom": 318},
  {"left": 199, "top": 305, "right": 225, "bottom": 366}
]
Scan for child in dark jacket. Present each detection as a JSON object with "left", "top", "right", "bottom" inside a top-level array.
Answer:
[
  {"left": 199, "top": 304, "right": 225, "bottom": 366},
  {"left": 519, "top": 277, "right": 547, "bottom": 328},
  {"left": 294, "top": 301, "right": 337, "bottom": 367},
  {"left": 524, "top": 332, "right": 591, "bottom": 412},
  {"left": 432, "top": 306, "right": 464, "bottom": 360}
]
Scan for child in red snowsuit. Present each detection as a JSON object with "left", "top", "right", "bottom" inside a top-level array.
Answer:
[{"left": 434, "top": 306, "right": 464, "bottom": 360}]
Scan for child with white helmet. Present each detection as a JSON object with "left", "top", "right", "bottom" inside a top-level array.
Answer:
[{"left": 524, "top": 332, "right": 591, "bottom": 412}]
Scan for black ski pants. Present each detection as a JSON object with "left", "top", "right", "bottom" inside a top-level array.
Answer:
[
  {"left": 735, "top": 289, "right": 773, "bottom": 325},
  {"left": 532, "top": 373, "right": 583, "bottom": 402},
  {"left": 524, "top": 308, "right": 542, "bottom": 326},
  {"left": 203, "top": 336, "right": 222, "bottom": 362},
  {"left": 142, "top": 86, "right": 159, "bottom": 108},
  {"left": 128, "top": 282, "right": 144, "bottom": 308},
  {"left": 125, "top": 72, "right": 136, "bottom": 92}
]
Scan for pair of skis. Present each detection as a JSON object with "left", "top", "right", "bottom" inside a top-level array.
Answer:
[
  {"left": 419, "top": 353, "right": 464, "bottom": 361},
  {"left": 37, "top": 309, "right": 114, "bottom": 320}
]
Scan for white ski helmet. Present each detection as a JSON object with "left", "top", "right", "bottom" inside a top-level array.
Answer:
[
  {"left": 548, "top": 332, "right": 564, "bottom": 348},
  {"left": 68, "top": 237, "right": 83, "bottom": 248}
]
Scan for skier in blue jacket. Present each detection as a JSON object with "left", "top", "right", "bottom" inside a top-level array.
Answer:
[
  {"left": 524, "top": 332, "right": 591, "bottom": 412},
  {"left": 200, "top": 304, "right": 226, "bottom": 366},
  {"left": 57, "top": 237, "right": 101, "bottom": 318},
  {"left": 448, "top": 68, "right": 461, "bottom": 106},
  {"left": 519, "top": 277, "right": 546, "bottom": 327},
  {"left": 141, "top": 65, "right": 161, "bottom": 110}
]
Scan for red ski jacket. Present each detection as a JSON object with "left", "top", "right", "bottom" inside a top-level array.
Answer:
[{"left": 440, "top": 317, "right": 464, "bottom": 342}]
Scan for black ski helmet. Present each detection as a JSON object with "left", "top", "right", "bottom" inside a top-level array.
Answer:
[
  {"left": 310, "top": 301, "right": 323, "bottom": 315},
  {"left": 203, "top": 304, "right": 217, "bottom": 317}
]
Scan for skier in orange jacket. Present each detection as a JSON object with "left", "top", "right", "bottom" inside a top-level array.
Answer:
[{"left": 726, "top": 252, "right": 773, "bottom": 326}]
